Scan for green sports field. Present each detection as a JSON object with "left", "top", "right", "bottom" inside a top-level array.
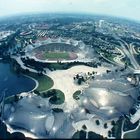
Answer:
[{"left": 44, "top": 52, "right": 70, "bottom": 59}]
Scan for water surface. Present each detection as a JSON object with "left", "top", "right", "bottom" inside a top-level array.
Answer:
[{"left": 0, "top": 62, "right": 36, "bottom": 97}]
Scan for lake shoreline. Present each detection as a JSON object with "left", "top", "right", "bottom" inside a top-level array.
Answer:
[{"left": 0, "top": 60, "right": 36, "bottom": 98}]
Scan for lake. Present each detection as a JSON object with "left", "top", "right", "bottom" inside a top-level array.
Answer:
[{"left": 0, "top": 62, "right": 36, "bottom": 97}]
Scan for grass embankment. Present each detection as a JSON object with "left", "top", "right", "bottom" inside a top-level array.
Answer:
[
  {"left": 50, "top": 63, "right": 65, "bottom": 69},
  {"left": 73, "top": 90, "right": 81, "bottom": 100},
  {"left": 35, "top": 89, "right": 65, "bottom": 105},
  {"left": 104, "top": 53, "right": 115, "bottom": 62},
  {"left": 5, "top": 72, "right": 54, "bottom": 103},
  {"left": 123, "top": 123, "right": 140, "bottom": 139},
  {"left": 25, "top": 72, "right": 54, "bottom": 92},
  {"left": 49, "top": 89, "right": 65, "bottom": 105}
]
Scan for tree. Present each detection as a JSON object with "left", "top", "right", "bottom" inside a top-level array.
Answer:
[
  {"left": 111, "top": 127, "right": 115, "bottom": 136},
  {"left": 79, "top": 130, "right": 86, "bottom": 139},
  {"left": 51, "top": 89, "right": 56, "bottom": 95},
  {"left": 88, "top": 131, "right": 103, "bottom": 139},
  {"left": 14, "top": 95, "right": 19, "bottom": 102},
  {"left": 0, "top": 120, "right": 26, "bottom": 139},
  {"left": 34, "top": 90, "right": 40, "bottom": 95},
  {"left": 92, "top": 76, "right": 95, "bottom": 79},
  {"left": 25, "top": 69, "right": 29, "bottom": 73},
  {"left": 92, "top": 71, "right": 95, "bottom": 75},
  {"left": 111, "top": 120, "right": 116, "bottom": 126},
  {"left": 137, "top": 96, "right": 140, "bottom": 101},
  {"left": 95, "top": 120, "right": 100, "bottom": 125},
  {"left": 81, "top": 76, "right": 85, "bottom": 82},
  {"left": 82, "top": 125, "right": 87, "bottom": 130},
  {"left": 129, "top": 108, "right": 136, "bottom": 115},
  {"left": 46, "top": 90, "right": 54, "bottom": 97},
  {"left": 76, "top": 74, "right": 79, "bottom": 79},
  {"left": 85, "top": 109, "right": 90, "bottom": 114},
  {"left": 52, "top": 108, "right": 63, "bottom": 113},
  {"left": 42, "top": 92, "right": 46, "bottom": 98},
  {"left": 104, "top": 123, "right": 108, "bottom": 129},
  {"left": 50, "top": 95, "right": 57, "bottom": 103},
  {"left": 106, "top": 69, "right": 111, "bottom": 73},
  {"left": 10, "top": 132, "right": 25, "bottom": 139},
  {"left": 77, "top": 78, "right": 82, "bottom": 85},
  {"left": 38, "top": 71, "right": 43, "bottom": 76},
  {"left": 124, "top": 62, "right": 127, "bottom": 69},
  {"left": 108, "top": 130, "right": 111, "bottom": 136}
]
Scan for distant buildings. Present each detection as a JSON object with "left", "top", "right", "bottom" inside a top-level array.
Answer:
[{"left": 0, "top": 31, "right": 14, "bottom": 42}]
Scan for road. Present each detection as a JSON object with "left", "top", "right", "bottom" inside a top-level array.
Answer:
[{"left": 118, "top": 40, "right": 140, "bottom": 70}]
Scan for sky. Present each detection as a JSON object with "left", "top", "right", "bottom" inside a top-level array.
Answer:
[{"left": 0, "top": 0, "right": 140, "bottom": 21}]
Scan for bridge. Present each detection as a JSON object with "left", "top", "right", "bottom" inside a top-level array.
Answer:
[{"left": 133, "top": 70, "right": 140, "bottom": 75}]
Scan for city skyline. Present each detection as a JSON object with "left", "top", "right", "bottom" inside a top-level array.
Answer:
[{"left": 0, "top": 0, "right": 140, "bottom": 21}]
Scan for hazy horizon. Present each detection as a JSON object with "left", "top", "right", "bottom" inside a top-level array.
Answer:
[{"left": 0, "top": 0, "right": 140, "bottom": 22}]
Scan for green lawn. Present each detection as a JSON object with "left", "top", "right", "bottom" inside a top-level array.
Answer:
[
  {"left": 25, "top": 72, "right": 54, "bottom": 92},
  {"left": 111, "top": 117, "right": 124, "bottom": 138},
  {"left": 44, "top": 52, "right": 69, "bottom": 59},
  {"left": 104, "top": 53, "right": 115, "bottom": 62},
  {"left": 123, "top": 125, "right": 140, "bottom": 139},
  {"left": 50, "top": 63, "right": 65, "bottom": 69},
  {"left": 40, "top": 89, "right": 65, "bottom": 105},
  {"left": 49, "top": 89, "right": 65, "bottom": 105},
  {"left": 73, "top": 90, "right": 81, "bottom": 100}
]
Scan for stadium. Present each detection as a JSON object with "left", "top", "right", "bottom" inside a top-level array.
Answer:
[{"left": 25, "top": 38, "right": 93, "bottom": 63}]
